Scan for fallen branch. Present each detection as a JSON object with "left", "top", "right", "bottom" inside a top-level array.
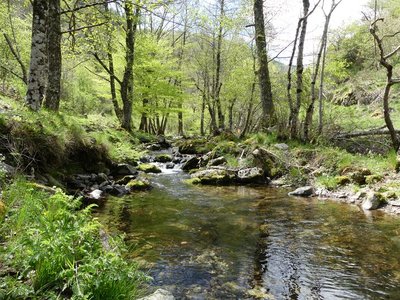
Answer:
[{"left": 334, "top": 128, "right": 400, "bottom": 139}]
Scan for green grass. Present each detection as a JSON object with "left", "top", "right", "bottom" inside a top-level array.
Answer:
[{"left": 0, "top": 179, "right": 147, "bottom": 299}]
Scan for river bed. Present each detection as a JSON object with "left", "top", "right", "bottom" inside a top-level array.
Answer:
[{"left": 96, "top": 167, "right": 400, "bottom": 299}]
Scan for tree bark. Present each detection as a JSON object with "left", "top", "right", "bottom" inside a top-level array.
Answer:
[
  {"left": 214, "top": 0, "right": 225, "bottom": 130},
  {"left": 370, "top": 19, "right": 400, "bottom": 151},
  {"left": 120, "top": 1, "right": 139, "bottom": 131},
  {"left": 254, "top": 0, "right": 274, "bottom": 130},
  {"left": 26, "top": 0, "right": 48, "bottom": 111},
  {"left": 304, "top": 0, "right": 341, "bottom": 141},
  {"left": 44, "top": 0, "right": 62, "bottom": 111},
  {"left": 289, "top": 0, "right": 310, "bottom": 138}
]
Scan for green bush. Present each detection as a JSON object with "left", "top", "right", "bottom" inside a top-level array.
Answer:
[{"left": 0, "top": 179, "right": 147, "bottom": 299}]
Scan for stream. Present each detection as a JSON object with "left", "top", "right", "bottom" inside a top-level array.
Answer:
[{"left": 96, "top": 164, "right": 400, "bottom": 299}]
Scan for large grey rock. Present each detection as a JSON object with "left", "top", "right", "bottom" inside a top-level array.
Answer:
[
  {"left": 288, "top": 186, "right": 315, "bottom": 197},
  {"left": 112, "top": 163, "right": 138, "bottom": 176},
  {"left": 138, "top": 289, "right": 175, "bottom": 300},
  {"left": 191, "top": 168, "right": 236, "bottom": 185},
  {"left": 237, "top": 167, "right": 265, "bottom": 184},
  {"left": 182, "top": 156, "right": 200, "bottom": 171},
  {"left": 362, "top": 192, "right": 382, "bottom": 210}
]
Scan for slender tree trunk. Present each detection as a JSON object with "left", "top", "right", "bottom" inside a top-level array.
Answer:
[
  {"left": 200, "top": 93, "right": 206, "bottom": 136},
  {"left": 287, "top": 20, "right": 302, "bottom": 128},
  {"left": 44, "top": 0, "right": 61, "bottom": 111},
  {"left": 254, "top": 0, "right": 274, "bottom": 130},
  {"left": 120, "top": 2, "right": 139, "bottom": 131},
  {"left": 228, "top": 98, "right": 236, "bottom": 132},
  {"left": 289, "top": 0, "right": 310, "bottom": 138},
  {"left": 304, "top": 0, "right": 341, "bottom": 141},
  {"left": 370, "top": 19, "right": 400, "bottom": 151},
  {"left": 214, "top": 0, "right": 225, "bottom": 130},
  {"left": 105, "top": 3, "right": 122, "bottom": 121},
  {"left": 26, "top": 0, "right": 48, "bottom": 111},
  {"left": 318, "top": 41, "right": 327, "bottom": 134},
  {"left": 139, "top": 98, "right": 149, "bottom": 132}
]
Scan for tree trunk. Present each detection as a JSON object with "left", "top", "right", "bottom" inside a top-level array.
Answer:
[
  {"left": 254, "top": 0, "right": 274, "bottom": 130},
  {"left": 104, "top": 2, "right": 122, "bottom": 121},
  {"left": 289, "top": 0, "right": 310, "bottom": 138},
  {"left": 26, "top": 0, "right": 48, "bottom": 111},
  {"left": 214, "top": 0, "right": 225, "bottom": 130},
  {"left": 44, "top": 0, "right": 61, "bottom": 111},
  {"left": 200, "top": 93, "right": 206, "bottom": 136},
  {"left": 304, "top": 0, "right": 341, "bottom": 141},
  {"left": 120, "top": 2, "right": 139, "bottom": 131},
  {"left": 370, "top": 18, "right": 400, "bottom": 151},
  {"left": 318, "top": 38, "right": 328, "bottom": 134}
]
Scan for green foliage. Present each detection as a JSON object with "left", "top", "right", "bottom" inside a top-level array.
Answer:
[{"left": 0, "top": 179, "right": 146, "bottom": 299}]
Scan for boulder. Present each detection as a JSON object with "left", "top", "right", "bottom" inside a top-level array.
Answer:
[
  {"left": 237, "top": 167, "right": 266, "bottom": 184},
  {"left": 191, "top": 168, "right": 236, "bottom": 185},
  {"left": 112, "top": 164, "right": 138, "bottom": 176},
  {"left": 108, "top": 184, "right": 128, "bottom": 196},
  {"left": 88, "top": 189, "right": 103, "bottom": 200},
  {"left": 362, "top": 192, "right": 384, "bottom": 210},
  {"left": 335, "top": 176, "right": 351, "bottom": 186},
  {"left": 116, "top": 175, "right": 137, "bottom": 185},
  {"left": 125, "top": 178, "right": 151, "bottom": 191},
  {"left": 252, "top": 148, "right": 280, "bottom": 177},
  {"left": 154, "top": 154, "right": 173, "bottom": 163},
  {"left": 0, "top": 162, "right": 15, "bottom": 176},
  {"left": 166, "top": 163, "right": 175, "bottom": 169},
  {"left": 138, "top": 164, "right": 162, "bottom": 174},
  {"left": 207, "top": 156, "right": 227, "bottom": 167},
  {"left": 182, "top": 156, "right": 200, "bottom": 171},
  {"left": 157, "top": 136, "right": 172, "bottom": 149},
  {"left": 138, "top": 289, "right": 175, "bottom": 300},
  {"left": 341, "top": 167, "right": 371, "bottom": 185},
  {"left": 288, "top": 186, "right": 315, "bottom": 197}
]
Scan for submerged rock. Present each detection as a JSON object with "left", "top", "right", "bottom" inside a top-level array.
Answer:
[
  {"left": 288, "top": 186, "right": 315, "bottom": 197},
  {"left": 138, "top": 289, "right": 175, "bottom": 300}
]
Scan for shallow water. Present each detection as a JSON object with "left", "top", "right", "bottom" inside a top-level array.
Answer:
[{"left": 96, "top": 168, "right": 400, "bottom": 299}]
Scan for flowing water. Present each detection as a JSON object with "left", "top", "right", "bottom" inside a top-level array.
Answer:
[{"left": 96, "top": 167, "right": 400, "bottom": 299}]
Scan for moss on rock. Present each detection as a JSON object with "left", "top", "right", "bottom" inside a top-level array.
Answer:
[{"left": 138, "top": 164, "right": 162, "bottom": 173}]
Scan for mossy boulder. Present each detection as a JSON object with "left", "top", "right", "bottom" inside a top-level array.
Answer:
[
  {"left": 362, "top": 192, "right": 386, "bottom": 210},
  {"left": 341, "top": 167, "right": 371, "bottom": 185},
  {"left": 335, "top": 176, "right": 351, "bottom": 186},
  {"left": 190, "top": 168, "right": 236, "bottom": 185},
  {"left": 125, "top": 179, "right": 151, "bottom": 191},
  {"left": 184, "top": 177, "right": 201, "bottom": 185},
  {"left": 154, "top": 154, "right": 173, "bottom": 163},
  {"left": 177, "top": 139, "right": 213, "bottom": 155},
  {"left": 138, "top": 164, "right": 162, "bottom": 174},
  {"left": 252, "top": 148, "right": 281, "bottom": 178},
  {"left": 365, "top": 174, "right": 383, "bottom": 185}
]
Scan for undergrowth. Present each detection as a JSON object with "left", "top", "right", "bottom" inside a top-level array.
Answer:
[{"left": 0, "top": 179, "right": 147, "bottom": 299}]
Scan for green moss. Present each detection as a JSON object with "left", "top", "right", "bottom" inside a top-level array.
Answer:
[
  {"left": 155, "top": 154, "right": 172, "bottom": 163},
  {"left": 336, "top": 176, "right": 351, "bottom": 186},
  {"left": 184, "top": 178, "right": 201, "bottom": 185},
  {"left": 315, "top": 175, "right": 338, "bottom": 190},
  {"left": 138, "top": 163, "right": 162, "bottom": 173},
  {"left": 365, "top": 174, "right": 384, "bottom": 185},
  {"left": 126, "top": 179, "right": 151, "bottom": 191}
]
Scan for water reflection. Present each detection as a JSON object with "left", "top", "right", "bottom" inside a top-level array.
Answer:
[{"left": 96, "top": 171, "right": 400, "bottom": 299}]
